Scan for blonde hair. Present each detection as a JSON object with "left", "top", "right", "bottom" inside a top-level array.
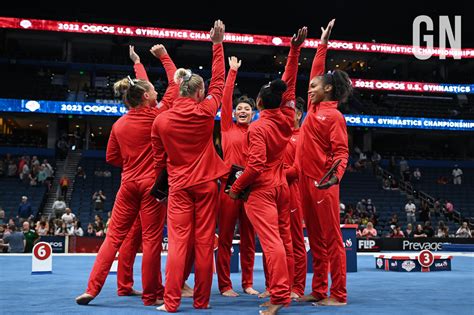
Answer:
[
  {"left": 174, "top": 68, "right": 204, "bottom": 97},
  {"left": 113, "top": 77, "right": 150, "bottom": 108}
]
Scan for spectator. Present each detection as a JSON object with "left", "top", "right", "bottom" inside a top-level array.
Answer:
[
  {"left": 76, "top": 166, "right": 86, "bottom": 179},
  {"left": 47, "top": 220, "right": 56, "bottom": 235},
  {"left": 390, "top": 178, "right": 399, "bottom": 190},
  {"left": 366, "top": 199, "right": 376, "bottom": 216},
  {"left": 22, "top": 221, "right": 39, "bottom": 253},
  {"left": 413, "top": 224, "right": 427, "bottom": 238},
  {"left": 7, "top": 161, "right": 17, "bottom": 177},
  {"left": 405, "top": 200, "right": 416, "bottom": 225},
  {"left": 43, "top": 159, "right": 54, "bottom": 179},
  {"left": 104, "top": 211, "right": 112, "bottom": 234},
  {"left": 51, "top": 196, "right": 67, "bottom": 219},
  {"left": 436, "top": 176, "right": 449, "bottom": 185},
  {"left": 382, "top": 178, "right": 391, "bottom": 190},
  {"left": 92, "top": 190, "right": 106, "bottom": 211},
  {"left": 28, "top": 171, "right": 38, "bottom": 186},
  {"left": 389, "top": 214, "right": 399, "bottom": 230},
  {"left": 0, "top": 208, "right": 5, "bottom": 225},
  {"left": 2, "top": 223, "right": 25, "bottom": 253},
  {"left": 452, "top": 165, "right": 463, "bottom": 185},
  {"left": 371, "top": 151, "right": 381, "bottom": 174},
  {"left": 55, "top": 221, "right": 68, "bottom": 236},
  {"left": 399, "top": 157, "right": 409, "bottom": 178},
  {"left": 61, "top": 208, "right": 76, "bottom": 228},
  {"left": 390, "top": 226, "right": 405, "bottom": 238},
  {"left": 356, "top": 199, "right": 367, "bottom": 216},
  {"left": 413, "top": 168, "right": 421, "bottom": 181},
  {"left": 423, "top": 221, "right": 434, "bottom": 238},
  {"left": 433, "top": 199, "right": 442, "bottom": 218},
  {"left": 102, "top": 170, "right": 111, "bottom": 178},
  {"left": 85, "top": 223, "right": 95, "bottom": 237},
  {"left": 19, "top": 160, "right": 30, "bottom": 183},
  {"left": 456, "top": 222, "right": 471, "bottom": 238},
  {"left": 59, "top": 175, "right": 70, "bottom": 199},
  {"left": 37, "top": 165, "right": 48, "bottom": 184},
  {"left": 405, "top": 223, "right": 414, "bottom": 238},
  {"left": 445, "top": 200, "right": 454, "bottom": 221},
  {"left": 71, "top": 220, "right": 84, "bottom": 236},
  {"left": 361, "top": 222, "right": 378, "bottom": 238},
  {"left": 436, "top": 221, "right": 449, "bottom": 238},
  {"left": 339, "top": 202, "right": 346, "bottom": 216},
  {"left": 95, "top": 222, "right": 105, "bottom": 237},
  {"left": 419, "top": 201, "right": 431, "bottom": 223},
  {"left": 17, "top": 196, "right": 33, "bottom": 222},
  {"left": 36, "top": 219, "right": 49, "bottom": 236}
]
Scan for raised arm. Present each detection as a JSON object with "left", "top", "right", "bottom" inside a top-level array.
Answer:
[
  {"left": 281, "top": 27, "right": 307, "bottom": 105},
  {"left": 308, "top": 19, "right": 334, "bottom": 111},
  {"left": 230, "top": 127, "right": 266, "bottom": 196},
  {"left": 105, "top": 127, "right": 123, "bottom": 168},
  {"left": 221, "top": 56, "right": 241, "bottom": 131},
  {"left": 130, "top": 45, "right": 149, "bottom": 81},
  {"left": 281, "top": 27, "right": 307, "bottom": 120},
  {"left": 150, "top": 44, "right": 179, "bottom": 111},
  {"left": 199, "top": 20, "right": 226, "bottom": 117}
]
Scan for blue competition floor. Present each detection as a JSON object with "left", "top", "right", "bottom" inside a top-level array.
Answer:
[{"left": 0, "top": 254, "right": 473, "bottom": 314}]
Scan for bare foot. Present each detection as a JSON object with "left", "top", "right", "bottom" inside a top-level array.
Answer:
[
  {"left": 75, "top": 293, "right": 94, "bottom": 305},
  {"left": 153, "top": 299, "right": 164, "bottom": 305},
  {"left": 316, "top": 297, "right": 347, "bottom": 306},
  {"left": 258, "top": 290, "right": 270, "bottom": 299},
  {"left": 259, "top": 303, "right": 283, "bottom": 315},
  {"left": 296, "top": 294, "right": 322, "bottom": 303},
  {"left": 156, "top": 304, "right": 168, "bottom": 312},
  {"left": 244, "top": 287, "right": 260, "bottom": 295},
  {"left": 222, "top": 289, "right": 239, "bottom": 297},
  {"left": 129, "top": 288, "right": 142, "bottom": 296},
  {"left": 290, "top": 292, "right": 300, "bottom": 299},
  {"left": 181, "top": 282, "right": 194, "bottom": 298},
  {"left": 259, "top": 301, "right": 271, "bottom": 307}
]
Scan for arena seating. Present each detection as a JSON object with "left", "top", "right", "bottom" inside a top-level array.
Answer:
[{"left": 0, "top": 177, "right": 48, "bottom": 220}]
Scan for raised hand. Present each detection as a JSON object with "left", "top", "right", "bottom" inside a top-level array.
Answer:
[
  {"left": 210, "top": 19, "right": 225, "bottom": 44},
  {"left": 291, "top": 26, "right": 308, "bottom": 48},
  {"left": 150, "top": 44, "right": 168, "bottom": 59},
  {"left": 321, "top": 19, "right": 335, "bottom": 45},
  {"left": 129, "top": 45, "right": 140, "bottom": 64},
  {"left": 228, "top": 56, "right": 242, "bottom": 70}
]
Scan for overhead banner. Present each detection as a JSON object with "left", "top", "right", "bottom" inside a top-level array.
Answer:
[
  {"left": 352, "top": 79, "right": 473, "bottom": 94},
  {"left": 344, "top": 114, "right": 474, "bottom": 131},
  {"left": 2, "top": 98, "right": 474, "bottom": 131},
  {"left": 1, "top": 17, "right": 473, "bottom": 58}
]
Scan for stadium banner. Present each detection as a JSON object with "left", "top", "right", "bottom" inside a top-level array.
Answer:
[
  {"left": 352, "top": 79, "right": 473, "bottom": 94},
  {"left": 344, "top": 114, "right": 474, "bottom": 131},
  {"left": 38, "top": 236, "right": 65, "bottom": 253},
  {"left": 357, "top": 237, "right": 474, "bottom": 252},
  {"left": 2, "top": 98, "right": 474, "bottom": 131},
  {"left": 1, "top": 17, "right": 472, "bottom": 58}
]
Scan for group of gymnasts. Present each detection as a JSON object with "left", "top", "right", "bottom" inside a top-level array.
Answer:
[{"left": 75, "top": 18, "right": 352, "bottom": 314}]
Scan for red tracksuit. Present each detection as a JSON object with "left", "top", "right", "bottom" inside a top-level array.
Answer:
[
  {"left": 216, "top": 67, "right": 256, "bottom": 293},
  {"left": 84, "top": 53, "right": 177, "bottom": 306},
  {"left": 115, "top": 62, "right": 159, "bottom": 296},
  {"left": 151, "top": 43, "right": 227, "bottom": 312},
  {"left": 282, "top": 128, "right": 306, "bottom": 297},
  {"left": 296, "top": 43, "right": 349, "bottom": 303},
  {"left": 231, "top": 44, "right": 302, "bottom": 306}
]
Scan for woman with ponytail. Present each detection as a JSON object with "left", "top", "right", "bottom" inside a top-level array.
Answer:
[
  {"left": 152, "top": 20, "right": 227, "bottom": 313},
  {"left": 296, "top": 19, "right": 352, "bottom": 306},
  {"left": 228, "top": 27, "right": 307, "bottom": 315},
  {"left": 76, "top": 44, "right": 177, "bottom": 307}
]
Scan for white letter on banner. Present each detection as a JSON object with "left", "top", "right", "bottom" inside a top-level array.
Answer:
[
  {"left": 439, "top": 16, "right": 461, "bottom": 60},
  {"left": 413, "top": 16, "right": 433, "bottom": 60}
]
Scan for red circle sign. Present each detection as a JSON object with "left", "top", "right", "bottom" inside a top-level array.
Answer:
[
  {"left": 33, "top": 242, "right": 52, "bottom": 261},
  {"left": 417, "top": 249, "right": 434, "bottom": 268}
]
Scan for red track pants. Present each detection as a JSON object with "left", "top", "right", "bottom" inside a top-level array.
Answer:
[
  {"left": 299, "top": 174, "right": 347, "bottom": 303},
  {"left": 85, "top": 177, "right": 166, "bottom": 305},
  {"left": 244, "top": 185, "right": 293, "bottom": 306},
  {"left": 217, "top": 187, "right": 256, "bottom": 293},
  {"left": 288, "top": 181, "right": 306, "bottom": 297},
  {"left": 163, "top": 180, "right": 218, "bottom": 312}
]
